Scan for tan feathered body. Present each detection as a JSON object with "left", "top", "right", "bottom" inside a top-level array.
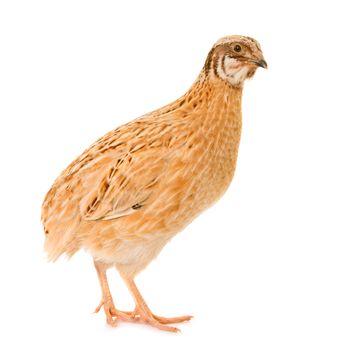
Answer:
[
  {"left": 42, "top": 77, "right": 242, "bottom": 276},
  {"left": 41, "top": 35, "right": 266, "bottom": 331}
]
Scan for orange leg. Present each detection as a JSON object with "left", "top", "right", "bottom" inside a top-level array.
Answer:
[
  {"left": 121, "top": 275, "right": 193, "bottom": 333},
  {"left": 94, "top": 261, "right": 134, "bottom": 326},
  {"left": 94, "top": 260, "right": 192, "bottom": 332}
]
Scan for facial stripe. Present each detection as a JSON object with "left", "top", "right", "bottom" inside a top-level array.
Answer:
[
  {"left": 204, "top": 47, "right": 215, "bottom": 76},
  {"left": 221, "top": 55, "right": 227, "bottom": 75}
]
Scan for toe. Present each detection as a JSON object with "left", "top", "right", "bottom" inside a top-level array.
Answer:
[
  {"left": 111, "top": 309, "right": 136, "bottom": 322},
  {"left": 106, "top": 314, "right": 118, "bottom": 327},
  {"left": 153, "top": 314, "right": 193, "bottom": 324},
  {"left": 94, "top": 300, "right": 104, "bottom": 313},
  {"left": 150, "top": 321, "right": 180, "bottom": 333}
]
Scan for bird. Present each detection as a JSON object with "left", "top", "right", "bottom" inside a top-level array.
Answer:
[{"left": 41, "top": 35, "right": 267, "bottom": 332}]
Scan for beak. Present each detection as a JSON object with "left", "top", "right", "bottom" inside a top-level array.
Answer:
[{"left": 253, "top": 59, "right": 268, "bottom": 69}]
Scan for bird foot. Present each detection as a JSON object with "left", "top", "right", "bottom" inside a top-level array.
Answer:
[
  {"left": 125, "top": 307, "right": 192, "bottom": 332},
  {"left": 95, "top": 301, "right": 192, "bottom": 332},
  {"left": 94, "top": 299, "right": 135, "bottom": 327}
]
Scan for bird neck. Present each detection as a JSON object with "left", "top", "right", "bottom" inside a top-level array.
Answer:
[{"left": 182, "top": 74, "right": 243, "bottom": 131}]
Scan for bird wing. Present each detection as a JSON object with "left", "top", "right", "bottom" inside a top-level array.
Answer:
[{"left": 80, "top": 146, "right": 169, "bottom": 221}]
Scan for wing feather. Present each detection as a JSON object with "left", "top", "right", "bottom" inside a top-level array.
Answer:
[{"left": 81, "top": 149, "right": 168, "bottom": 221}]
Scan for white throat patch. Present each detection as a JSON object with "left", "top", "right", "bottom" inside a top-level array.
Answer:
[{"left": 217, "top": 56, "right": 250, "bottom": 86}]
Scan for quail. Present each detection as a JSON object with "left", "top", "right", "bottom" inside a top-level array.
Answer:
[{"left": 42, "top": 35, "right": 267, "bottom": 332}]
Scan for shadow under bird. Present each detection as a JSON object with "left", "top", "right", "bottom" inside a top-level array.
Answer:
[{"left": 42, "top": 35, "right": 267, "bottom": 332}]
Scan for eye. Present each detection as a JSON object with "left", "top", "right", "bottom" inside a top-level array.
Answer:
[{"left": 234, "top": 44, "right": 242, "bottom": 53}]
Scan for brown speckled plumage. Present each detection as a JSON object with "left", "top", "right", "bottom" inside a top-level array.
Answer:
[{"left": 41, "top": 35, "right": 266, "bottom": 332}]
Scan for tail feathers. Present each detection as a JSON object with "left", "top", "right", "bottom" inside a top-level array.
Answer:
[{"left": 44, "top": 230, "right": 80, "bottom": 262}]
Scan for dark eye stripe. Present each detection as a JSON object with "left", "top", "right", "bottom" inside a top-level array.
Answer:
[{"left": 221, "top": 55, "right": 227, "bottom": 75}]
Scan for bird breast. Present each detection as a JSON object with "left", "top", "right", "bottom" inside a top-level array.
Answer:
[
  {"left": 136, "top": 84, "right": 244, "bottom": 239},
  {"left": 176, "top": 84, "right": 243, "bottom": 214}
]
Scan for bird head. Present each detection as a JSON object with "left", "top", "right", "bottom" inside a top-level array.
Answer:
[{"left": 204, "top": 35, "right": 267, "bottom": 87}]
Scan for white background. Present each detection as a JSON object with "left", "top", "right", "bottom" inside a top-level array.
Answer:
[{"left": 0, "top": 0, "right": 349, "bottom": 349}]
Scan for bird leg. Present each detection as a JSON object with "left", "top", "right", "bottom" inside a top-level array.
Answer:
[
  {"left": 121, "top": 275, "right": 193, "bottom": 333},
  {"left": 94, "top": 261, "right": 191, "bottom": 331},
  {"left": 93, "top": 261, "right": 134, "bottom": 326}
]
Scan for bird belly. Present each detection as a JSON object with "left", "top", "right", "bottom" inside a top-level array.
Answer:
[{"left": 86, "top": 229, "right": 172, "bottom": 276}]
